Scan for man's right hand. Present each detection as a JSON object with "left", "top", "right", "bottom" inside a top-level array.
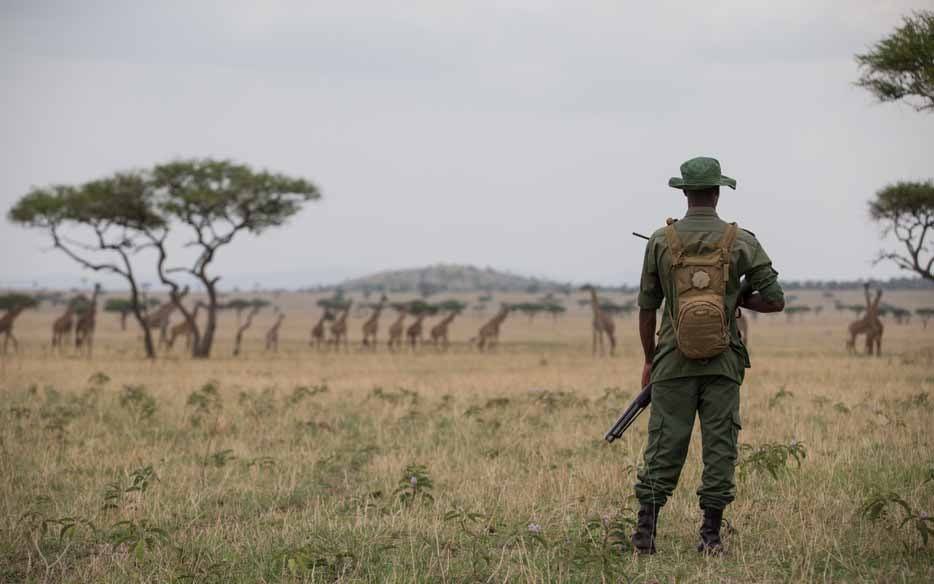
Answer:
[{"left": 641, "top": 362, "right": 652, "bottom": 388}]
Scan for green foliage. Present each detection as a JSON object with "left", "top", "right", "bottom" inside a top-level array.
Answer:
[
  {"left": 859, "top": 490, "right": 933, "bottom": 552},
  {"left": 104, "top": 297, "right": 157, "bottom": 313},
  {"left": 151, "top": 159, "right": 320, "bottom": 233},
  {"left": 0, "top": 293, "right": 38, "bottom": 310},
  {"left": 88, "top": 371, "right": 111, "bottom": 386},
  {"left": 8, "top": 173, "right": 165, "bottom": 230},
  {"left": 223, "top": 298, "right": 271, "bottom": 313},
  {"left": 238, "top": 388, "right": 277, "bottom": 420},
  {"left": 569, "top": 512, "right": 637, "bottom": 573},
  {"left": 118, "top": 384, "right": 157, "bottom": 422},
  {"left": 738, "top": 440, "right": 807, "bottom": 480},
  {"left": 187, "top": 381, "right": 223, "bottom": 428},
  {"left": 286, "top": 383, "right": 329, "bottom": 406},
  {"left": 855, "top": 10, "right": 934, "bottom": 112},
  {"left": 391, "top": 299, "right": 437, "bottom": 316},
  {"left": 317, "top": 296, "right": 351, "bottom": 311},
  {"left": 433, "top": 299, "right": 467, "bottom": 313},
  {"left": 768, "top": 387, "right": 795, "bottom": 409},
  {"left": 105, "top": 520, "right": 168, "bottom": 563},
  {"left": 205, "top": 449, "right": 237, "bottom": 467},
  {"left": 103, "top": 465, "right": 158, "bottom": 510},
  {"left": 395, "top": 464, "right": 434, "bottom": 505}
]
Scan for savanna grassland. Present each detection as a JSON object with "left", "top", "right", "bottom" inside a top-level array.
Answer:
[{"left": 1, "top": 289, "right": 933, "bottom": 583}]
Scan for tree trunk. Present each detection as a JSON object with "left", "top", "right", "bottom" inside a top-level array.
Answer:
[
  {"left": 193, "top": 281, "right": 219, "bottom": 358},
  {"left": 127, "top": 279, "right": 156, "bottom": 359},
  {"left": 120, "top": 311, "right": 127, "bottom": 331}
]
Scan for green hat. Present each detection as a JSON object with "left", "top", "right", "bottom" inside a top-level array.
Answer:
[{"left": 668, "top": 157, "right": 736, "bottom": 190}]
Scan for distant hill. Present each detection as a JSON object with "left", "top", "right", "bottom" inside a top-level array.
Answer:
[{"left": 336, "top": 264, "right": 571, "bottom": 295}]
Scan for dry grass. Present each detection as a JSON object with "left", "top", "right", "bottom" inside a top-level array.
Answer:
[{"left": 1, "top": 289, "right": 932, "bottom": 583}]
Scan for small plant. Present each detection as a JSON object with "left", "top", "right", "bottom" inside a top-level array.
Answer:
[
  {"left": 119, "top": 384, "right": 157, "bottom": 422},
  {"left": 245, "top": 456, "right": 277, "bottom": 469},
  {"left": 106, "top": 519, "right": 168, "bottom": 563},
  {"left": 103, "top": 465, "right": 158, "bottom": 510},
  {"left": 859, "top": 491, "right": 933, "bottom": 552},
  {"left": 277, "top": 545, "right": 356, "bottom": 579},
  {"left": 205, "top": 449, "right": 236, "bottom": 467},
  {"left": 395, "top": 464, "right": 434, "bottom": 505},
  {"left": 187, "top": 381, "right": 223, "bottom": 428},
  {"left": 570, "top": 511, "right": 637, "bottom": 574},
  {"left": 238, "top": 388, "right": 277, "bottom": 420},
  {"left": 768, "top": 387, "right": 794, "bottom": 409},
  {"left": 285, "top": 383, "right": 329, "bottom": 406},
  {"left": 88, "top": 371, "right": 111, "bottom": 386},
  {"left": 370, "top": 387, "right": 419, "bottom": 406},
  {"left": 834, "top": 402, "right": 851, "bottom": 414},
  {"left": 737, "top": 440, "right": 807, "bottom": 480}
]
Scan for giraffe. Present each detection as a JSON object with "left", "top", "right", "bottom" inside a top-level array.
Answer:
[
  {"left": 406, "top": 311, "right": 429, "bottom": 350},
  {"left": 581, "top": 285, "right": 616, "bottom": 356},
  {"left": 847, "top": 284, "right": 884, "bottom": 356},
  {"left": 74, "top": 284, "right": 101, "bottom": 357},
  {"left": 0, "top": 301, "right": 35, "bottom": 354},
  {"left": 329, "top": 302, "right": 352, "bottom": 351},
  {"left": 51, "top": 298, "right": 81, "bottom": 350},
  {"left": 475, "top": 303, "right": 510, "bottom": 351},
  {"left": 166, "top": 302, "right": 205, "bottom": 351},
  {"left": 232, "top": 305, "right": 262, "bottom": 357},
  {"left": 146, "top": 297, "right": 185, "bottom": 348},
  {"left": 429, "top": 310, "right": 460, "bottom": 350},
  {"left": 387, "top": 306, "right": 408, "bottom": 352},
  {"left": 310, "top": 309, "right": 333, "bottom": 350},
  {"left": 265, "top": 312, "right": 286, "bottom": 352},
  {"left": 361, "top": 295, "right": 388, "bottom": 349}
]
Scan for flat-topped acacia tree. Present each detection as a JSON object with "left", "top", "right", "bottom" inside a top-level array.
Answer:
[
  {"left": 146, "top": 159, "right": 320, "bottom": 358},
  {"left": 8, "top": 174, "right": 164, "bottom": 358}
]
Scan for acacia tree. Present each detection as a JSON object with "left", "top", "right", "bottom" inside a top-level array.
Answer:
[
  {"left": 8, "top": 174, "right": 165, "bottom": 358},
  {"left": 855, "top": 10, "right": 934, "bottom": 112},
  {"left": 146, "top": 159, "right": 320, "bottom": 358},
  {"left": 869, "top": 181, "right": 934, "bottom": 280}
]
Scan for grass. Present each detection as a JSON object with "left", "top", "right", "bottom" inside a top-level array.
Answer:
[{"left": 0, "top": 289, "right": 932, "bottom": 582}]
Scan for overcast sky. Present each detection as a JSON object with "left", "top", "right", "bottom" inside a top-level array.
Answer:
[{"left": 2, "top": 0, "right": 932, "bottom": 290}]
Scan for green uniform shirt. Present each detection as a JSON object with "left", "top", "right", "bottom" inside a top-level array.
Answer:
[{"left": 638, "top": 208, "right": 784, "bottom": 384}]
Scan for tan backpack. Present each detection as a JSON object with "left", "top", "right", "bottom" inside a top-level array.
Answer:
[{"left": 664, "top": 219, "right": 738, "bottom": 360}]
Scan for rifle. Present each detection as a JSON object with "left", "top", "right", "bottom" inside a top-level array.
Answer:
[
  {"left": 602, "top": 229, "right": 655, "bottom": 444},
  {"left": 604, "top": 384, "right": 652, "bottom": 443}
]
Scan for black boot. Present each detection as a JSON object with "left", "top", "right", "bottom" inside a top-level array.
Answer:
[
  {"left": 630, "top": 503, "right": 659, "bottom": 555},
  {"left": 696, "top": 507, "right": 724, "bottom": 555}
]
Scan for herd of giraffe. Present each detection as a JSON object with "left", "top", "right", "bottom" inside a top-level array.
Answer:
[
  {"left": 309, "top": 296, "right": 508, "bottom": 352},
  {"left": 0, "top": 282, "right": 902, "bottom": 357}
]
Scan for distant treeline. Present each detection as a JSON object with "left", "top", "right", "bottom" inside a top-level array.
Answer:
[{"left": 778, "top": 277, "right": 933, "bottom": 291}]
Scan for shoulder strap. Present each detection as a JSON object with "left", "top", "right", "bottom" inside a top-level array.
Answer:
[
  {"left": 664, "top": 221, "right": 684, "bottom": 266},
  {"left": 719, "top": 222, "right": 738, "bottom": 282},
  {"left": 719, "top": 222, "right": 738, "bottom": 255}
]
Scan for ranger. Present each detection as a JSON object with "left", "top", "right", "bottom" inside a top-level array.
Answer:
[{"left": 631, "top": 157, "right": 785, "bottom": 555}]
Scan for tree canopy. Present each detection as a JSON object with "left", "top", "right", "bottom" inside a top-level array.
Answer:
[
  {"left": 855, "top": 10, "right": 934, "bottom": 112},
  {"left": 869, "top": 181, "right": 934, "bottom": 280}
]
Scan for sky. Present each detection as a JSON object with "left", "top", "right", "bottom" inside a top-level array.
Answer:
[{"left": 1, "top": 0, "right": 932, "bottom": 290}]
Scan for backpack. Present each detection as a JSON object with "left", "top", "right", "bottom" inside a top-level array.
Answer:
[{"left": 664, "top": 218, "right": 738, "bottom": 360}]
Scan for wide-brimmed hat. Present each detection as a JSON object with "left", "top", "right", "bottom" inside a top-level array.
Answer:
[{"left": 668, "top": 157, "right": 736, "bottom": 190}]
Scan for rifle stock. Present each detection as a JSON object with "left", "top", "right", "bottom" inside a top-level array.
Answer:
[{"left": 604, "top": 384, "right": 652, "bottom": 443}]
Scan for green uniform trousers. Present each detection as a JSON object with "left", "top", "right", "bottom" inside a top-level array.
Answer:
[{"left": 634, "top": 375, "right": 741, "bottom": 510}]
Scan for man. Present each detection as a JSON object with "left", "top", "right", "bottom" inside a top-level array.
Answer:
[{"left": 631, "top": 156, "right": 785, "bottom": 555}]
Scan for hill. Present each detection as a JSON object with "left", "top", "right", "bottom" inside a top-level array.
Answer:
[{"left": 335, "top": 264, "right": 570, "bottom": 295}]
